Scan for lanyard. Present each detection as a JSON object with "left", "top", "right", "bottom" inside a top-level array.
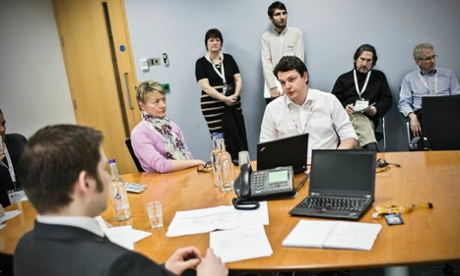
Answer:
[
  {"left": 372, "top": 202, "right": 433, "bottom": 219},
  {"left": 209, "top": 54, "right": 227, "bottom": 87},
  {"left": 287, "top": 102, "right": 314, "bottom": 134},
  {"left": 418, "top": 71, "right": 438, "bottom": 95},
  {"left": 1, "top": 143, "right": 17, "bottom": 185},
  {"left": 353, "top": 69, "right": 372, "bottom": 99}
]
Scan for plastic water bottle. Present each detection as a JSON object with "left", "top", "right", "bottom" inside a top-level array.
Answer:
[
  {"left": 108, "top": 159, "right": 131, "bottom": 221},
  {"left": 217, "top": 135, "right": 234, "bottom": 192},
  {"left": 210, "top": 133, "right": 222, "bottom": 187}
]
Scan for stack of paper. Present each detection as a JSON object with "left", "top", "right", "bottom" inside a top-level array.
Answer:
[
  {"left": 166, "top": 202, "right": 269, "bottom": 237},
  {"left": 166, "top": 202, "right": 273, "bottom": 263}
]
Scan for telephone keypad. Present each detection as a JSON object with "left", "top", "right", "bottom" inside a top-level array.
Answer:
[{"left": 251, "top": 171, "right": 292, "bottom": 195}]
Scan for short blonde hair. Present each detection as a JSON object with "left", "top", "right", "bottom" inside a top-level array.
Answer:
[{"left": 136, "top": 80, "right": 165, "bottom": 109}]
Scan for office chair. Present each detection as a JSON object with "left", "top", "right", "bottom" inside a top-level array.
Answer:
[
  {"left": 374, "top": 116, "right": 386, "bottom": 151},
  {"left": 125, "top": 138, "right": 145, "bottom": 172},
  {"left": 403, "top": 111, "right": 436, "bottom": 151}
]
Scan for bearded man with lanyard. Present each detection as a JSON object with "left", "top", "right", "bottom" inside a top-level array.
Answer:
[
  {"left": 398, "top": 43, "right": 460, "bottom": 138},
  {"left": 332, "top": 44, "right": 392, "bottom": 150},
  {"left": 0, "top": 108, "right": 27, "bottom": 208}
]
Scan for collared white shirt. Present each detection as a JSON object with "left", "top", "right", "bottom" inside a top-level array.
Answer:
[
  {"left": 37, "top": 215, "right": 105, "bottom": 237},
  {"left": 260, "top": 89, "right": 358, "bottom": 156}
]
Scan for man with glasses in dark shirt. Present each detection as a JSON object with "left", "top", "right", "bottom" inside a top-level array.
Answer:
[{"left": 398, "top": 43, "right": 460, "bottom": 137}]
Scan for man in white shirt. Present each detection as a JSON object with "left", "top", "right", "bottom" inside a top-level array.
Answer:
[
  {"left": 260, "top": 56, "right": 357, "bottom": 156},
  {"left": 14, "top": 124, "right": 228, "bottom": 276},
  {"left": 261, "top": 1, "right": 305, "bottom": 104},
  {"left": 398, "top": 43, "right": 460, "bottom": 137}
]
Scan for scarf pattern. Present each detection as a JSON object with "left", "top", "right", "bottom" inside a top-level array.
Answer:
[{"left": 142, "top": 111, "right": 189, "bottom": 160}]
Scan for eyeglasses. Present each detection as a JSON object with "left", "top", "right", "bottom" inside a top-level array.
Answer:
[
  {"left": 197, "top": 162, "right": 213, "bottom": 173},
  {"left": 419, "top": 54, "right": 437, "bottom": 61},
  {"left": 273, "top": 11, "right": 288, "bottom": 17}
]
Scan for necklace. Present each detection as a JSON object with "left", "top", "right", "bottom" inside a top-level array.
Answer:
[{"left": 209, "top": 53, "right": 221, "bottom": 66}]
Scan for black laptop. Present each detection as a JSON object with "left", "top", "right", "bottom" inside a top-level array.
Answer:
[
  {"left": 422, "top": 94, "right": 460, "bottom": 150},
  {"left": 289, "top": 149, "right": 376, "bottom": 220},
  {"left": 256, "top": 133, "right": 308, "bottom": 174}
]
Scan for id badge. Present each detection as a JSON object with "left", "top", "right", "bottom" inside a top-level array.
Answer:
[
  {"left": 8, "top": 189, "right": 26, "bottom": 205},
  {"left": 354, "top": 99, "right": 369, "bottom": 111},
  {"left": 385, "top": 214, "right": 404, "bottom": 225}
]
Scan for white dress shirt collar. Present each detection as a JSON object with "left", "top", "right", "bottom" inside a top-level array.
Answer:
[{"left": 37, "top": 215, "right": 105, "bottom": 237}]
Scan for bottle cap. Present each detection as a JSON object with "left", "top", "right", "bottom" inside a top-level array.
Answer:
[{"left": 109, "top": 159, "right": 116, "bottom": 164}]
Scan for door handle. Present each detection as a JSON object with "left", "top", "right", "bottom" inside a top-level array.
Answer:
[{"left": 123, "top": 72, "right": 134, "bottom": 110}]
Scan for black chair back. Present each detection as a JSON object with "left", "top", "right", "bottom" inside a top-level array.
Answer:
[{"left": 125, "top": 138, "right": 145, "bottom": 172}]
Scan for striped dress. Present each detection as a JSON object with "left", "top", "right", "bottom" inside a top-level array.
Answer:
[{"left": 195, "top": 53, "right": 243, "bottom": 134}]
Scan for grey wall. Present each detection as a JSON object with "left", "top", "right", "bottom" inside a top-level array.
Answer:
[
  {"left": 0, "top": 0, "right": 75, "bottom": 138},
  {"left": 125, "top": 0, "right": 460, "bottom": 161},
  {"left": 2, "top": 0, "right": 459, "bottom": 161}
]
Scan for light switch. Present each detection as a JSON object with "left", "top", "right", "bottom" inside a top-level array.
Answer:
[{"left": 140, "top": 58, "right": 149, "bottom": 70}]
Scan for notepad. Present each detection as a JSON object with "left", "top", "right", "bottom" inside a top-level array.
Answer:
[{"left": 282, "top": 220, "right": 382, "bottom": 251}]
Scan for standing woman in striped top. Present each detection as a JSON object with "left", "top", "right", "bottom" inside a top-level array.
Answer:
[{"left": 195, "top": 28, "right": 244, "bottom": 135}]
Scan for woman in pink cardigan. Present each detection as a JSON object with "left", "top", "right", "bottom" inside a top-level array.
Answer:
[{"left": 131, "top": 80, "right": 205, "bottom": 173}]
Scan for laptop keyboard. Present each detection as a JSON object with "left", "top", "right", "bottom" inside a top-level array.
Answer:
[{"left": 298, "top": 196, "right": 371, "bottom": 211}]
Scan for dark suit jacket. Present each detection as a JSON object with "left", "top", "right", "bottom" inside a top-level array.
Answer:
[
  {"left": 0, "top": 133, "right": 27, "bottom": 207},
  {"left": 14, "top": 221, "right": 174, "bottom": 276}
]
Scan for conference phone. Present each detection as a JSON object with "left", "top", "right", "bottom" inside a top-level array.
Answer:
[{"left": 232, "top": 164, "right": 296, "bottom": 210}]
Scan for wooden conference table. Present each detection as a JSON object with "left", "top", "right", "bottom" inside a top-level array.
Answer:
[{"left": 1, "top": 151, "right": 460, "bottom": 272}]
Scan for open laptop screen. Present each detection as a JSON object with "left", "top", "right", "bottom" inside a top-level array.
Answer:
[
  {"left": 257, "top": 133, "right": 308, "bottom": 174},
  {"left": 422, "top": 94, "right": 460, "bottom": 150},
  {"left": 309, "top": 149, "right": 376, "bottom": 197}
]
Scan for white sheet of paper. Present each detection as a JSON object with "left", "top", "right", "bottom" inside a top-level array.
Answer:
[
  {"left": 210, "top": 225, "right": 273, "bottom": 263},
  {"left": 95, "top": 216, "right": 152, "bottom": 250},
  {"left": 0, "top": 210, "right": 21, "bottom": 224},
  {"left": 166, "top": 202, "right": 269, "bottom": 237},
  {"left": 105, "top": 225, "right": 135, "bottom": 250}
]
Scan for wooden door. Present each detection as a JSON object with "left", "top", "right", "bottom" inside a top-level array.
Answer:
[{"left": 53, "top": 0, "right": 140, "bottom": 173}]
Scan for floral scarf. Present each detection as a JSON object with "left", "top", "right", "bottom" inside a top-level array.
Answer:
[{"left": 142, "top": 111, "right": 189, "bottom": 160}]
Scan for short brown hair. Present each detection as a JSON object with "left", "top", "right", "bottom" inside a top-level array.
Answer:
[
  {"left": 273, "top": 56, "right": 309, "bottom": 84},
  {"left": 204, "top": 28, "right": 223, "bottom": 50},
  {"left": 19, "top": 124, "right": 103, "bottom": 214}
]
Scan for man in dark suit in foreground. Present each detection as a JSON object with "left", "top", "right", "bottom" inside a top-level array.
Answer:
[{"left": 14, "top": 124, "right": 228, "bottom": 276}]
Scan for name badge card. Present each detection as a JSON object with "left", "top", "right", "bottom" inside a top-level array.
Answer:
[
  {"left": 8, "top": 189, "right": 25, "bottom": 205},
  {"left": 354, "top": 99, "right": 369, "bottom": 112}
]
